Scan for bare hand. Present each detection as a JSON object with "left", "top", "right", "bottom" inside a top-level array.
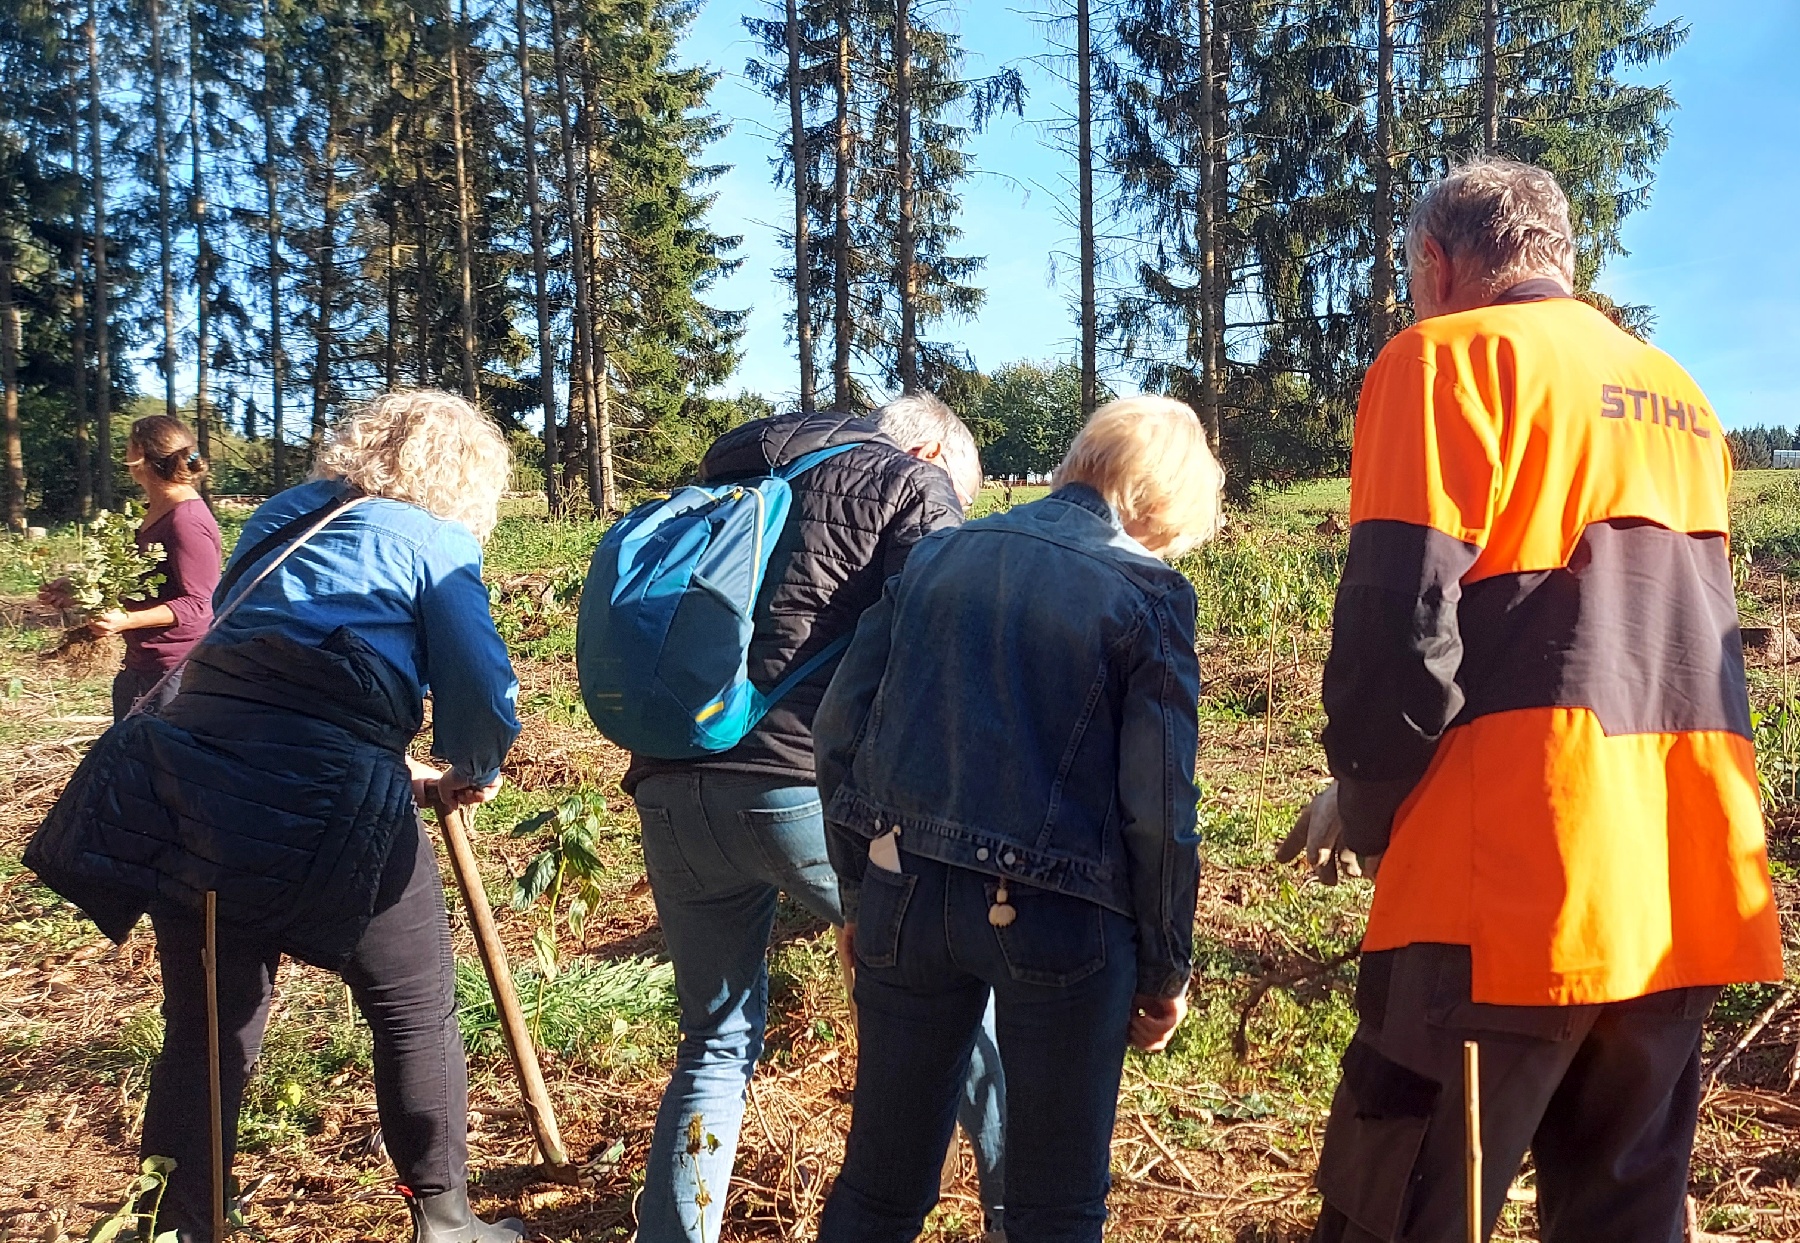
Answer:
[
  {"left": 1130, "top": 992, "right": 1188, "bottom": 1052},
  {"left": 87, "top": 609, "right": 132, "bottom": 637},
  {"left": 38, "top": 578, "right": 76, "bottom": 610},
  {"left": 439, "top": 770, "right": 504, "bottom": 807},
  {"left": 835, "top": 923, "right": 858, "bottom": 1029},
  {"left": 405, "top": 757, "right": 445, "bottom": 808}
]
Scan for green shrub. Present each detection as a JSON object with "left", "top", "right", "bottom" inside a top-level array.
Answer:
[{"left": 1178, "top": 530, "right": 1343, "bottom": 641}]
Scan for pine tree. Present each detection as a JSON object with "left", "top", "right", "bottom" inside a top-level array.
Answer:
[
  {"left": 854, "top": 0, "right": 1023, "bottom": 394},
  {"left": 746, "top": 0, "right": 831, "bottom": 411},
  {"left": 511, "top": 0, "right": 559, "bottom": 511}
]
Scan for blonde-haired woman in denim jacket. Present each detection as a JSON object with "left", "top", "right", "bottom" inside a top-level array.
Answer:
[{"left": 813, "top": 397, "right": 1224, "bottom": 1243}]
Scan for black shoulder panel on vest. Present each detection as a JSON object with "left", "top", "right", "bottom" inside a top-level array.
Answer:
[{"left": 1456, "top": 519, "right": 1751, "bottom": 738}]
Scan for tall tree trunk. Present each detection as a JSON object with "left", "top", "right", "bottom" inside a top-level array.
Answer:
[
  {"left": 70, "top": 244, "right": 92, "bottom": 518},
  {"left": 188, "top": 0, "right": 211, "bottom": 480},
  {"left": 591, "top": 333, "right": 610, "bottom": 511},
  {"left": 514, "top": 0, "right": 561, "bottom": 512},
  {"left": 1370, "top": 0, "right": 1397, "bottom": 353},
  {"left": 65, "top": 55, "right": 92, "bottom": 518},
  {"left": 0, "top": 252, "right": 23, "bottom": 533},
  {"left": 414, "top": 144, "right": 431, "bottom": 385},
  {"left": 313, "top": 88, "right": 340, "bottom": 448},
  {"left": 88, "top": 0, "right": 113, "bottom": 509},
  {"left": 894, "top": 0, "right": 918, "bottom": 394},
  {"left": 1211, "top": 7, "right": 1229, "bottom": 426},
  {"left": 786, "top": 0, "right": 816, "bottom": 412},
  {"left": 831, "top": 0, "right": 854, "bottom": 409},
  {"left": 563, "top": 364, "right": 584, "bottom": 497},
  {"left": 548, "top": 0, "right": 602, "bottom": 511},
  {"left": 1196, "top": 0, "right": 1220, "bottom": 442},
  {"left": 384, "top": 68, "right": 402, "bottom": 391},
  {"left": 1481, "top": 0, "right": 1499, "bottom": 151},
  {"left": 449, "top": 0, "right": 480, "bottom": 402},
  {"left": 1077, "top": 0, "right": 1098, "bottom": 416},
  {"left": 579, "top": 59, "right": 615, "bottom": 511},
  {"left": 262, "top": 0, "right": 285, "bottom": 489},
  {"left": 149, "top": 0, "right": 178, "bottom": 419}
]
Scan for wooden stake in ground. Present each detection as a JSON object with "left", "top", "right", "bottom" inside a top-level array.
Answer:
[
  {"left": 1464, "top": 1040, "right": 1482, "bottom": 1243},
  {"left": 204, "top": 891, "right": 226, "bottom": 1243},
  {"left": 434, "top": 800, "right": 576, "bottom": 1180}
]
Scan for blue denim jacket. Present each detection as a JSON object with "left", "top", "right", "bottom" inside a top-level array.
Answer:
[{"left": 815, "top": 484, "right": 1202, "bottom": 998}]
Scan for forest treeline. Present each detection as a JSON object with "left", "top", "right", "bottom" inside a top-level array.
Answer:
[
  {"left": 1726, "top": 425, "right": 1799, "bottom": 472},
  {"left": 0, "top": 0, "right": 1703, "bottom": 527}
]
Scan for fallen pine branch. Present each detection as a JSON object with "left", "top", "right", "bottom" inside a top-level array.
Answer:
[
  {"left": 1233, "top": 947, "right": 1361, "bottom": 1058},
  {"left": 1704, "top": 986, "right": 1795, "bottom": 1088}
]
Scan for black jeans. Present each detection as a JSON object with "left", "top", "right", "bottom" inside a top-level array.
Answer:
[
  {"left": 112, "top": 666, "right": 182, "bottom": 722},
  {"left": 141, "top": 817, "right": 467, "bottom": 1239},
  {"left": 1310, "top": 943, "right": 1717, "bottom": 1243}
]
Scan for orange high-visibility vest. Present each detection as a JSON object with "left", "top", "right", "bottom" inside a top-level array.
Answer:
[{"left": 1334, "top": 291, "right": 1781, "bottom": 1006}]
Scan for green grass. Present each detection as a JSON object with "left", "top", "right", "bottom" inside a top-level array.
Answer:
[
  {"left": 455, "top": 955, "right": 677, "bottom": 1069},
  {"left": 1733, "top": 472, "right": 1800, "bottom": 571}
]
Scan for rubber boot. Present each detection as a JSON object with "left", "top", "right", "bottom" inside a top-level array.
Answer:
[{"left": 403, "top": 1188, "right": 526, "bottom": 1243}]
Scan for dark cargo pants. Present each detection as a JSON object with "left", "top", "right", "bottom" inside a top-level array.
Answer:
[
  {"left": 1310, "top": 943, "right": 1717, "bottom": 1243},
  {"left": 140, "top": 816, "right": 468, "bottom": 1241}
]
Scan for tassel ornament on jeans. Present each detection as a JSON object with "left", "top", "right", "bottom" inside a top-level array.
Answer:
[{"left": 988, "top": 882, "right": 1016, "bottom": 927}]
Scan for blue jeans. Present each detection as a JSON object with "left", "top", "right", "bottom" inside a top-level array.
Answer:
[
  {"left": 633, "top": 773, "right": 1005, "bottom": 1243},
  {"left": 818, "top": 852, "right": 1138, "bottom": 1243}
]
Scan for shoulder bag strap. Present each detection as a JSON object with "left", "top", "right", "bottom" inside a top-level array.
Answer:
[{"left": 127, "top": 493, "right": 377, "bottom": 719}]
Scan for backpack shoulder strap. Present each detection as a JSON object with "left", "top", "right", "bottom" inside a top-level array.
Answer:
[{"left": 774, "top": 441, "right": 863, "bottom": 482}]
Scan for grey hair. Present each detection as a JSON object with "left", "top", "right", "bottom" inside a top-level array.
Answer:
[
  {"left": 1404, "top": 158, "right": 1577, "bottom": 292},
  {"left": 874, "top": 393, "right": 979, "bottom": 473}
]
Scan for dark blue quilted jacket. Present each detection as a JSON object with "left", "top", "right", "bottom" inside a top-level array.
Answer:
[{"left": 25, "top": 627, "right": 421, "bottom": 969}]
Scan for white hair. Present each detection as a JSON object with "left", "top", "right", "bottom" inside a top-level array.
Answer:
[
  {"left": 874, "top": 392, "right": 980, "bottom": 487},
  {"left": 312, "top": 389, "right": 512, "bottom": 541},
  {"left": 1404, "top": 158, "right": 1577, "bottom": 292}
]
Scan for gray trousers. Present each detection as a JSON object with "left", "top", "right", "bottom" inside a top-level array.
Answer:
[{"left": 1310, "top": 943, "right": 1717, "bottom": 1243}]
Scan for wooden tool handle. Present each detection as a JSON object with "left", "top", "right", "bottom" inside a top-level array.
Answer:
[
  {"left": 1464, "top": 1040, "right": 1483, "bottom": 1243},
  {"left": 205, "top": 891, "right": 227, "bottom": 1243},
  {"left": 435, "top": 800, "right": 575, "bottom": 1177}
]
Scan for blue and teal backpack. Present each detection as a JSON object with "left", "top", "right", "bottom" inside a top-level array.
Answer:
[{"left": 576, "top": 444, "right": 860, "bottom": 759}]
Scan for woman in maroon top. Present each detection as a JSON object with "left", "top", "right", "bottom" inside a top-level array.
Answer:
[{"left": 81, "top": 416, "right": 222, "bottom": 719}]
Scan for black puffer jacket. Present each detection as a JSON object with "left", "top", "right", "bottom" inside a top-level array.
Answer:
[
  {"left": 25, "top": 628, "right": 419, "bottom": 969},
  {"left": 624, "top": 412, "right": 963, "bottom": 791}
]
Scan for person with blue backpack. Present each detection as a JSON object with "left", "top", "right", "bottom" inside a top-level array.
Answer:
[{"left": 579, "top": 396, "right": 1005, "bottom": 1243}]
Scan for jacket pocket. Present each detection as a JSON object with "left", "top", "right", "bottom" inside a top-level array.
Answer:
[
  {"left": 993, "top": 884, "right": 1107, "bottom": 987},
  {"left": 854, "top": 861, "right": 916, "bottom": 970},
  {"left": 1316, "top": 1037, "right": 1440, "bottom": 1239}
]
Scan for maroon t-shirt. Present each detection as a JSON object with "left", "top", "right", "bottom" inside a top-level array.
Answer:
[{"left": 124, "top": 498, "right": 224, "bottom": 674}]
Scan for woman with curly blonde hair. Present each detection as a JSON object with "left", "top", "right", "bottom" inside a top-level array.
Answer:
[{"left": 28, "top": 391, "right": 525, "bottom": 1243}]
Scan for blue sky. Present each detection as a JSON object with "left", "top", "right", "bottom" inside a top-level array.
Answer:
[{"left": 684, "top": 0, "right": 1800, "bottom": 429}]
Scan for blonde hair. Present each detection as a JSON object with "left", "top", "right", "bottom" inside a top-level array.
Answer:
[
  {"left": 1054, "top": 396, "right": 1224, "bottom": 558},
  {"left": 311, "top": 390, "right": 511, "bottom": 541}
]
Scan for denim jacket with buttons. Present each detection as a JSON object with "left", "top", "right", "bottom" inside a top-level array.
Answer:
[{"left": 814, "top": 484, "right": 1202, "bottom": 998}]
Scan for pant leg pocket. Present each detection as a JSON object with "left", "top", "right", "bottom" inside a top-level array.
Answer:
[
  {"left": 853, "top": 862, "right": 916, "bottom": 970},
  {"left": 993, "top": 884, "right": 1107, "bottom": 987},
  {"left": 638, "top": 804, "right": 702, "bottom": 898},
  {"left": 1316, "top": 1037, "right": 1440, "bottom": 1240}
]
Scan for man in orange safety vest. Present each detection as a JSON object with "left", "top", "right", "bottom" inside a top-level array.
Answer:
[{"left": 1284, "top": 159, "right": 1782, "bottom": 1242}]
